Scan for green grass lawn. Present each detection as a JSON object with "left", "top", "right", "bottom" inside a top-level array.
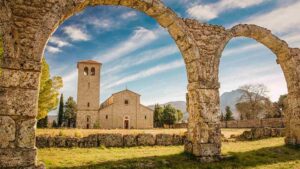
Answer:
[{"left": 38, "top": 137, "right": 300, "bottom": 169}]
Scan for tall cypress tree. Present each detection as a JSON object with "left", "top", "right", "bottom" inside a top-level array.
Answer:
[{"left": 58, "top": 93, "right": 64, "bottom": 127}]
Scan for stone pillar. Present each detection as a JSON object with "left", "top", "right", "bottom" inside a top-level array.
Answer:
[
  {"left": 0, "top": 68, "right": 43, "bottom": 168},
  {"left": 0, "top": 32, "right": 44, "bottom": 168},
  {"left": 284, "top": 48, "right": 300, "bottom": 146},
  {"left": 285, "top": 92, "right": 300, "bottom": 146},
  {"left": 182, "top": 19, "right": 228, "bottom": 161},
  {"left": 184, "top": 82, "right": 222, "bottom": 162}
]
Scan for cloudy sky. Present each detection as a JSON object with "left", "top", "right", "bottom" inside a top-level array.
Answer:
[{"left": 45, "top": 0, "right": 300, "bottom": 115}]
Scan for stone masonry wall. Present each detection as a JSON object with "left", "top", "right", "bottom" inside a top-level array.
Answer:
[
  {"left": 36, "top": 133, "right": 186, "bottom": 148},
  {"left": 222, "top": 118, "right": 285, "bottom": 128}
]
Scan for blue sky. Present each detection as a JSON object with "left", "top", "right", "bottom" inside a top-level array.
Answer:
[{"left": 45, "top": 0, "right": 300, "bottom": 115}]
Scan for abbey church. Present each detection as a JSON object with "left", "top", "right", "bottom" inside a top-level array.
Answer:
[{"left": 76, "top": 60, "right": 153, "bottom": 129}]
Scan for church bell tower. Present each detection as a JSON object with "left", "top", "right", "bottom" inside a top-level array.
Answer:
[{"left": 76, "top": 60, "right": 102, "bottom": 128}]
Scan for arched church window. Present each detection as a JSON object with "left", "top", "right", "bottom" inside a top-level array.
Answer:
[
  {"left": 106, "top": 115, "right": 108, "bottom": 119},
  {"left": 91, "top": 67, "right": 95, "bottom": 76},
  {"left": 84, "top": 67, "right": 89, "bottom": 76},
  {"left": 145, "top": 115, "right": 147, "bottom": 120},
  {"left": 87, "top": 102, "right": 90, "bottom": 107}
]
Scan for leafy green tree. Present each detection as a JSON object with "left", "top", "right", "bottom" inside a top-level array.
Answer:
[
  {"left": 64, "top": 96, "right": 77, "bottom": 128},
  {"left": 37, "top": 58, "right": 63, "bottom": 120},
  {"left": 225, "top": 106, "right": 234, "bottom": 121},
  {"left": 175, "top": 109, "right": 183, "bottom": 122},
  {"left": 58, "top": 94, "right": 64, "bottom": 127},
  {"left": 238, "top": 84, "right": 268, "bottom": 119},
  {"left": 162, "top": 104, "right": 176, "bottom": 127},
  {"left": 153, "top": 104, "right": 164, "bottom": 128},
  {"left": 277, "top": 94, "right": 288, "bottom": 117},
  {"left": 37, "top": 116, "right": 48, "bottom": 128}
]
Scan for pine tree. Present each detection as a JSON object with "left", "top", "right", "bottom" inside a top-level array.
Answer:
[
  {"left": 64, "top": 97, "right": 77, "bottom": 128},
  {"left": 58, "top": 94, "right": 64, "bottom": 127},
  {"left": 225, "top": 106, "right": 234, "bottom": 121},
  {"left": 52, "top": 120, "right": 58, "bottom": 128},
  {"left": 162, "top": 104, "right": 176, "bottom": 128},
  {"left": 37, "top": 116, "right": 48, "bottom": 128}
]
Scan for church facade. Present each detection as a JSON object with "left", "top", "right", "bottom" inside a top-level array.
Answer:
[{"left": 76, "top": 60, "right": 153, "bottom": 129}]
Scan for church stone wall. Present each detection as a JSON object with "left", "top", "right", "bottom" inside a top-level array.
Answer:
[
  {"left": 138, "top": 105, "right": 154, "bottom": 129},
  {"left": 99, "top": 106, "right": 113, "bottom": 129}
]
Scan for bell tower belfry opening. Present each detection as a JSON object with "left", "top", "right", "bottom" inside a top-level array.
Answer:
[{"left": 76, "top": 60, "right": 102, "bottom": 129}]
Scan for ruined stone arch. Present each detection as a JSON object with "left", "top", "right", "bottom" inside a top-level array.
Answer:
[
  {"left": 219, "top": 24, "right": 300, "bottom": 145},
  {"left": 0, "top": 1, "right": 204, "bottom": 168},
  {"left": 0, "top": 1, "right": 300, "bottom": 168}
]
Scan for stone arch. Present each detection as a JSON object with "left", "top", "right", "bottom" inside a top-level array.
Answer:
[
  {"left": 0, "top": 1, "right": 205, "bottom": 168},
  {"left": 219, "top": 24, "right": 300, "bottom": 146}
]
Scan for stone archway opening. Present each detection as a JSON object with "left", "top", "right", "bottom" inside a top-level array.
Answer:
[
  {"left": 221, "top": 24, "right": 300, "bottom": 146},
  {"left": 0, "top": 1, "right": 204, "bottom": 168},
  {"left": 219, "top": 36, "right": 288, "bottom": 120}
]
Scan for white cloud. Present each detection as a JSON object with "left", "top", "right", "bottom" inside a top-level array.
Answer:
[
  {"left": 232, "top": 1, "right": 300, "bottom": 35},
  {"left": 95, "top": 27, "right": 164, "bottom": 63},
  {"left": 187, "top": 0, "right": 266, "bottom": 21},
  {"left": 121, "top": 11, "right": 137, "bottom": 19},
  {"left": 103, "top": 59, "right": 185, "bottom": 89},
  {"left": 48, "top": 36, "right": 71, "bottom": 47},
  {"left": 46, "top": 46, "right": 62, "bottom": 54},
  {"left": 63, "top": 25, "right": 90, "bottom": 41},
  {"left": 88, "top": 18, "right": 115, "bottom": 29},
  {"left": 102, "top": 45, "right": 179, "bottom": 75}
]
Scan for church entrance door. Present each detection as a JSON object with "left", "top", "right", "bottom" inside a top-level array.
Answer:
[{"left": 124, "top": 120, "right": 129, "bottom": 129}]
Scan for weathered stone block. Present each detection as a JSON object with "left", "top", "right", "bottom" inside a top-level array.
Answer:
[
  {"left": 0, "top": 116, "right": 15, "bottom": 148},
  {"left": 80, "top": 135, "right": 98, "bottom": 147},
  {"left": 123, "top": 134, "right": 137, "bottom": 147},
  {"left": 17, "top": 118, "right": 36, "bottom": 148},
  {"left": 0, "top": 87, "right": 38, "bottom": 117},
  {"left": 65, "top": 137, "right": 79, "bottom": 147},
  {"left": 156, "top": 134, "right": 173, "bottom": 146},
  {"left": 0, "top": 69, "right": 40, "bottom": 89},
  {"left": 137, "top": 134, "right": 155, "bottom": 146},
  {"left": 0, "top": 148, "right": 36, "bottom": 168},
  {"left": 145, "top": 0, "right": 166, "bottom": 17},
  {"left": 54, "top": 137, "right": 66, "bottom": 147},
  {"left": 172, "top": 134, "right": 183, "bottom": 145},
  {"left": 36, "top": 136, "right": 49, "bottom": 148},
  {"left": 193, "top": 143, "right": 220, "bottom": 157},
  {"left": 155, "top": 8, "right": 176, "bottom": 28},
  {"left": 98, "top": 134, "right": 123, "bottom": 147},
  {"left": 1, "top": 57, "right": 42, "bottom": 71}
]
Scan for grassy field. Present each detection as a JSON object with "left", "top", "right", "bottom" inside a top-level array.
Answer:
[
  {"left": 38, "top": 137, "right": 300, "bottom": 169},
  {"left": 36, "top": 128, "right": 248, "bottom": 138}
]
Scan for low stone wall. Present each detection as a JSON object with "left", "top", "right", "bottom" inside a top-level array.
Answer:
[
  {"left": 239, "top": 127, "right": 285, "bottom": 140},
  {"left": 36, "top": 133, "right": 186, "bottom": 148},
  {"left": 222, "top": 118, "right": 285, "bottom": 128}
]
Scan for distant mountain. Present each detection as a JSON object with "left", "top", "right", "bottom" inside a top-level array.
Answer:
[
  {"left": 220, "top": 89, "right": 245, "bottom": 120},
  {"left": 148, "top": 101, "right": 188, "bottom": 122}
]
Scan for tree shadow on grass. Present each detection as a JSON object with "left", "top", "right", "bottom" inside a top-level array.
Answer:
[{"left": 51, "top": 145, "right": 300, "bottom": 169}]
